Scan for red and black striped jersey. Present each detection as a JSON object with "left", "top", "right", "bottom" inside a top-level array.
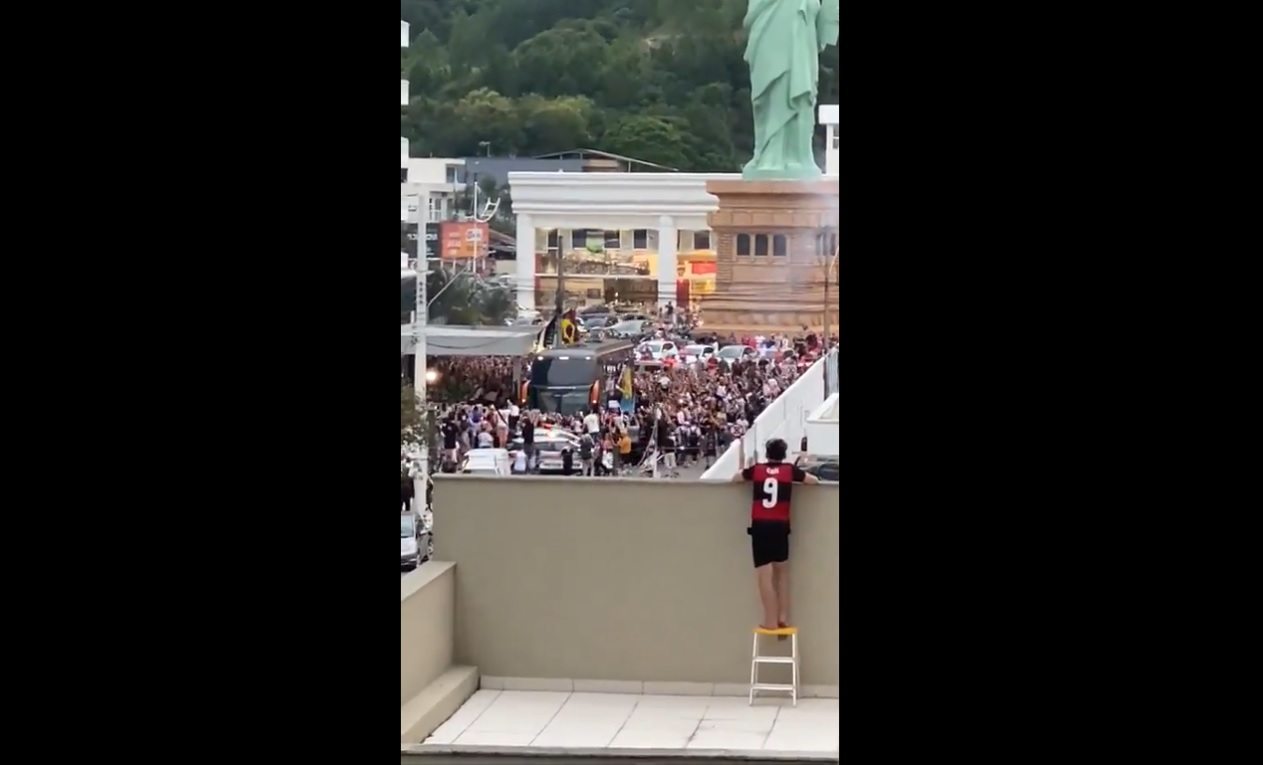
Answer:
[{"left": 742, "top": 462, "right": 807, "bottom": 522}]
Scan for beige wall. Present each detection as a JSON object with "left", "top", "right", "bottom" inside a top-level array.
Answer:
[
  {"left": 433, "top": 476, "right": 838, "bottom": 686},
  {"left": 401, "top": 561, "right": 456, "bottom": 705}
]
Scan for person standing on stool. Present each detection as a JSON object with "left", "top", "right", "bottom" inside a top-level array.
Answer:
[{"left": 734, "top": 438, "right": 818, "bottom": 632}]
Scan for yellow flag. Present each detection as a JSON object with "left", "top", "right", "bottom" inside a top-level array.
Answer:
[{"left": 619, "top": 366, "right": 633, "bottom": 398}]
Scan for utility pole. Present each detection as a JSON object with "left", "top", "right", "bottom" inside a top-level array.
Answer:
[
  {"left": 827, "top": 241, "right": 839, "bottom": 340},
  {"left": 412, "top": 268, "right": 428, "bottom": 482},
  {"left": 819, "top": 228, "right": 829, "bottom": 337},
  {"left": 553, "top": 229, "right": 565, "bottom": 344}
]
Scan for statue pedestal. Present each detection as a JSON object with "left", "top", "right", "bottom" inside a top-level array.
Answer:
[{"left": 700, "top": 179, "right": 839, "bottom": 334}]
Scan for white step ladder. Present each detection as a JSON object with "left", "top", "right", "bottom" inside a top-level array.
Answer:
[{"left": 749, "top": 626, "right": 798, "bottom": 705}]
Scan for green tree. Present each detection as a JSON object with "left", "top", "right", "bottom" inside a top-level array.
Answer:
[
  {"left": 600, "top": 115, "right": 690, "bottom": 169},
  {"left": 399, "top": 0, "right": 826, "bottom": 172},
  {"left": 512, "top": 26, "right": 610, "bottom": 97},
  {"left": 452, "top": 88, "right": 523, "bottom": 156},
  {"left": 519, "top": 95, "right": 593, "bottom": 152}
]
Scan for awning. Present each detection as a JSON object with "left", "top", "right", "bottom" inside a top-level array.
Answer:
[{"left": 401, "top": 324, "right": 541, "bottom": 357}]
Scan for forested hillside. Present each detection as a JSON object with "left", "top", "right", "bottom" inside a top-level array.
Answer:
[{"left": 400, "top": 0, "right": 839, "bottom": 172}]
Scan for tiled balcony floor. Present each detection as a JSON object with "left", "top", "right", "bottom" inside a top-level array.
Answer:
[{"left": 421, "top": 690, "right": 838, "bottom": 753}]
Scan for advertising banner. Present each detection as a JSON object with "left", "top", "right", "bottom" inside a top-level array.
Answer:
[{"left": 439, "top": 221, "right": 489, "bottom": 259}]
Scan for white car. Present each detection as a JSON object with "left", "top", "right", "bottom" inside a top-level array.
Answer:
[
  {"left": 637, "top": 340, "right": 679, "bottom": 361},
  {"left": 460, "top": 448, "right": 512, "bottom": 476},
  {"left": 401, "top": 512, "right": 431, "bottom": 571},
  {"left": 716, "top": 345, "right": 756, "bottom": 367},
  {"left": 680, "top": 344, "right": 716, "bottom": 364},
  {"left": 607, "top": 319, "right": 648, "bottom": 338},
  {"left": 510, "top": 428, "right": 583, "bottom": 474}
]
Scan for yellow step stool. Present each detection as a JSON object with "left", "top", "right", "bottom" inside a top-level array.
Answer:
[{"left": 749, "top": 626, "right": 798, "bottom": 706}]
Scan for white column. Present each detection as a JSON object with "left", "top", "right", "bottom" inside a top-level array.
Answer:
[
  {"left": 826, "top": 125, "right": 839, "bottom": 176},
  {"left": 516, "top": 213, "right": 535, "bottom": 311},
  {"left": 657, "top": 215, "right": 678, "bottom": 310}
]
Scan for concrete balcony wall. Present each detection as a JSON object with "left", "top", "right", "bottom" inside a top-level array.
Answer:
[
  {"left": 401, "top": 562, "right": 455, "bottom": 705},
  {"left": 401, "top": 562, "right": 478, "bottom": 743},
  {"left": 432, "top": 477, "right": 839, "bottom": 688}
]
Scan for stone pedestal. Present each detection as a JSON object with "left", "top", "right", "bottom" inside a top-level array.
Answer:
[{"left": 699, "top": 179, "right": 839, "bottom": 333}]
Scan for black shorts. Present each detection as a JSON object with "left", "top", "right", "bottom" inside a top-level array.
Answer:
[{"left": 748, "top": 521, "right": 790, "bottom": 568}]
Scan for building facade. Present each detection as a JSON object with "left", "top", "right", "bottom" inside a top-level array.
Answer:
[
  {"left": 509, "top": 173, "right": 724, "bottom": 312},
  {"left": 401, "top": 21, "right": 409, "bottom": 269},
  {"left": 508, "top": 109, "right": 838, "bottom": 313}
]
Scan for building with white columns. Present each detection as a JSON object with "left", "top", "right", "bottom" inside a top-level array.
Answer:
[
  {"left": 509, "top": 108, "right": 839, "bottom": 312},
  {"left": 509, "top": 173, "right": 730, "bottom": 312},
  {"left": 508, "top": 174, "right": 843, "bottom": 315}
]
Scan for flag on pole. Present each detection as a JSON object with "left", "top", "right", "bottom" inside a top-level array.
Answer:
[{"left": 560, "top": 309, "right": 578, "bottom": 345}]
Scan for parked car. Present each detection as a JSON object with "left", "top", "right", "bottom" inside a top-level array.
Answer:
[
  {"left": 460, "top": 448, "right": 512, "bottom": 476},
  {"left": 795, "top": 454, "right": 839, "bottom": 482},
  {"left": 509, "top": 427, "right": 583, "bottom": 474},
  {"left": 680, "top": 344, "right": 716, "bottom": 364},
  {"left": 716, "top": 344, "right": 757, "bottom": 367},
  {"left": 606, "top": 319, "right": 648, "bottom": 338},
  {"left": 637, "top": 340, "right": 679, "bottom": 361},
  {"left": 587, "top": 314, "right": 622, "bottom": 329},
  {"left": 400, "top": 511, "right": 431, "bottom": 571}
]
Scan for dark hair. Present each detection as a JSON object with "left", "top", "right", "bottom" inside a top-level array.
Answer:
[{"left": 765, "top": 438, "right": 788, "bottom": 462}]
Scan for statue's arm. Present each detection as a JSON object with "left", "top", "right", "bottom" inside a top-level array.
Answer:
[{"left": 817, "top": 0, "right": 840, "bottom": 49}]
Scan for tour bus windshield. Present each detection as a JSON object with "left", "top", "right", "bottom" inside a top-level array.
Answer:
[
  {"left": 530, "top": 356, "right": 599, "bottom": 388},
  {"left": 532, "top": 388, "right": 592, "bottom": 415}
]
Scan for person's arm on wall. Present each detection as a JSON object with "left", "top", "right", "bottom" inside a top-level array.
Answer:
[{"left": 793, "top": 465, "right": 820, "bottom": 485}]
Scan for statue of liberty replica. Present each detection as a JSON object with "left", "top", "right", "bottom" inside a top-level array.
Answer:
[
  {"left": 700, "top": 0, "right": 840, "bottom": 333},
  {"left": 742, "top": 0, "right": 840, "bottom": 180}
]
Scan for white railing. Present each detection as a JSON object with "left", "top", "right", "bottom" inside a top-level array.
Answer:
[
  {"left": 804, "top": 393, "right": 839, "bottom": 456},
  {"left": 701, "top": 348, "right": 836, "bottom": 480}
]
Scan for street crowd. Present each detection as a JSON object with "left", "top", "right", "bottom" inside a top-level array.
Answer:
[{"left": 420, "top": 318, "right": 835, "bottom": 478}]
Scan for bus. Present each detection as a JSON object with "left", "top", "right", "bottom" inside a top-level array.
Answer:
[{"left": 523, "top": 340, "right": 636, "bottom": 415}]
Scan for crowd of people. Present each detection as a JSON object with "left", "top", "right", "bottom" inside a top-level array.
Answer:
[{"left": 420, "top": 321, "right": 835, "bottom": 478}]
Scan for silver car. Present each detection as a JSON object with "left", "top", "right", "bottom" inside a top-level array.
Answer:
[{"left": 400, "top": 512, "right": 430, "bottom": 571}]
